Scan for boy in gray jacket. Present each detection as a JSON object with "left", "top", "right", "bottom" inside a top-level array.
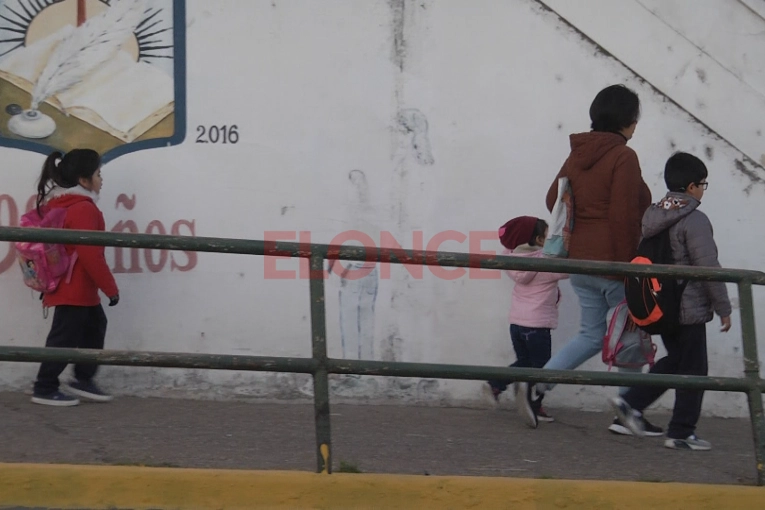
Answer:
[{"left": 610, "top": 152, "right": 732, "bottom": 451}]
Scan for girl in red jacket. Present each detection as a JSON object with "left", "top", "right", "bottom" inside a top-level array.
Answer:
[{"left": 31, "top": 149, "right": 119, "bottom": 407}]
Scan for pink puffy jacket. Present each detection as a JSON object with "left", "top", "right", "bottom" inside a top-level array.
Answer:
[{"left": 504, "top": 245, "right": 568, "bottom": 329}]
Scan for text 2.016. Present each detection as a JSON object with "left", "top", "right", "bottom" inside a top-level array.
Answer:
[{"left": 196, "top": 125, "right": 239, "bottom": 144}]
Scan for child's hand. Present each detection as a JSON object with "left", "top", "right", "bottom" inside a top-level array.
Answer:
[{"left": 720, "top": 315, "right": 731, "bottom": 333}]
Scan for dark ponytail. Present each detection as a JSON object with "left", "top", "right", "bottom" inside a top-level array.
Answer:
[
  {"left": 35, "top": 148, "right": 101, "bottom": 213},
  {"left": 36, "top": 151, "right": 63, "bottom": 214}
]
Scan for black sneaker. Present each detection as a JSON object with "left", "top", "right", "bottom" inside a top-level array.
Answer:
[
  {"left": 66, "top": 381, "right": 113, "bottom": 402},
  {"left": 515, "top": 382, "right": 538, "bottom": 429},
  {"left": 608, "top": 416, "right": 663, "bottom": 437},
  {"left": 31, "top": 391, "right": 80, "bottom": 407},
  {"left": 608, "top": 397, "right": 645, "bottom": 437}
]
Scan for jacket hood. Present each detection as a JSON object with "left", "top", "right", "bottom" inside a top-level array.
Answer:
[
  {"left": 567, "top": 131, "right": 627, "bottom": 170},
  {"left": 503, "top": 244, "right": 541, "bottom": 256},
  {"left": 510, "top": 243, "right": 542, "bottom": 255},
  {"left": 642, "top": 192, "right": 700, "bottom": 238},
  {"left": 46, "top": 186, "right": 99, "bottom": 208}
]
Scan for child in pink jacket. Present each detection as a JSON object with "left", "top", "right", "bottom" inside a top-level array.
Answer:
[{"left": 487, "top": 216, "right": 568, "bottom": 422}]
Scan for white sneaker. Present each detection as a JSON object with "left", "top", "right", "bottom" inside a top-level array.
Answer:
[
  {"left": 515, "top": 382, "right": 538, "bottom": 429},
  {"left": 608, "top": 397, "right": 645, "bottom": 437},
  {"left": 608, "top": 416, "right": 664, "bottom": 437}
]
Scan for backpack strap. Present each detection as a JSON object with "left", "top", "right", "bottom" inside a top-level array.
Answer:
[{"left": 64, "top": 252, "right": 78, "bottom": 285}]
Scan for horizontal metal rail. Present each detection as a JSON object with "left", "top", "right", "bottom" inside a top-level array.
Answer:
[
  {"left": 0, "top": 347, "right": 319, "bottom": 373},
  {"left": 0, "top": 226, "right": 763, "bottom": 484},
  {"left": 2, "top": 226, "right": 765, "bottom": 283},
  {"left": 0, "top": 346, "right": 760, "bottom": 393}
]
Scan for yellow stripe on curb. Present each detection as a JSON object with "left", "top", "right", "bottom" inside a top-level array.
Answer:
[{"left": 0, "top": 463, "right": 762, "bottom": 510}]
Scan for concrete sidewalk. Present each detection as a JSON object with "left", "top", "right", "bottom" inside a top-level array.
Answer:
[{"left": 0, "top": 392, "right": 758, "bottom": 486}]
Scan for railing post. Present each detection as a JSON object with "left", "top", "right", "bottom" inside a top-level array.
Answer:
[
  {"left": 309, "top": 251, "right": 332, "bottom": 474},
  {"left": 737, "top": 280, "right": 765, "bottom": 486}
]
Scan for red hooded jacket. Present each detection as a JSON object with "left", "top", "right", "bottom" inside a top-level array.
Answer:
[{"left": 42, "top": 188, "right": 118, "bottom": 307}]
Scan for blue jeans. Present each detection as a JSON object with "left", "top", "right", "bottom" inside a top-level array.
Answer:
[
  {"left": 539, "top": 274, "right": 640, "bottom": 394},
  {"left": 488, "top": 325, "right": 551, "bottom": 394}
]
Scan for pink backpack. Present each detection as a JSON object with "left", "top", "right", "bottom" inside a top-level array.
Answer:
[
  {"left": 15, "top": 207, "right": 77, "bottom": 293},
  {"left": 602, "top": 300, "right": 657, "bottom": 370}
]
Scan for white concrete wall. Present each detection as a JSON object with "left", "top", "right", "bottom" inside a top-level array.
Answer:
[{"left": 1, "top": 0, "right": 764, "bottom": 417}]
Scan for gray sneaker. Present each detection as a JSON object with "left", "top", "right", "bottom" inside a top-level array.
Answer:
[
  {"left": 664, "top": 435, "right": 711, "bottom": 451},
  {"left": 608, "top": 397, "right": 645, "bottom": 437}
]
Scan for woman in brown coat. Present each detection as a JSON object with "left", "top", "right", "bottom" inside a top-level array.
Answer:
[{"left": 516, "top": 85, "right": 656, "bottom": 434}]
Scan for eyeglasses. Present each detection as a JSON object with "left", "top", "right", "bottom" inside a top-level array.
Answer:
[{"left": 695, "top": 181, "right": 709, "bottom": 190}]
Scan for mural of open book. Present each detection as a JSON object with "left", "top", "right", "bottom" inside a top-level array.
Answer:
[{"left": 0, "top": 0, "right": 185, "bottom": 162}]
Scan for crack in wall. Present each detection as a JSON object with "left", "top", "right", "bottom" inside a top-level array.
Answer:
[
  {"left": 533, "top": 0, "right": 765, "bottom": 189},
  {"left": 634, "top": 0, "right": 765, "bottom": 100}
]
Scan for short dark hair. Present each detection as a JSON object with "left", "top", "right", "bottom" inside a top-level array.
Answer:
[
  {"left": 528, "top": 219, "right": 548, "bottom": 247},
  {"left": 589, "top": 84, "right": 641, "bottom": 133},
  {"left": 664, "top": 152, "right": 708, "bottom": 192}
]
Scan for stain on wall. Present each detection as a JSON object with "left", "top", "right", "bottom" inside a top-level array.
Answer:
[
  {"left": 734, "top": 158, "right": 765, "bottom": 195},
  {"left": 397, "top": 108, "right": 434, "bottom": 166},
  {"left": 389, "top": 0, "right": 406, "bottom": 72}
]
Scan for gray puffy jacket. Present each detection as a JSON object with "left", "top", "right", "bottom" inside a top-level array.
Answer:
[{"left": 641, "top": 193, "right": 732, "bottom": 325}]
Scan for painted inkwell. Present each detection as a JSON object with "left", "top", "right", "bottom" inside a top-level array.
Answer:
[
  {"left": 4, "top": 0, "right": 147, "bottom": 141},
  {"left": 8, "top": 108, "right": 56, "bottom": 139}
]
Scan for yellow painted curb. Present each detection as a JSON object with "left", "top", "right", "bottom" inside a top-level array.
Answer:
[{"left": 0, "top": 463, "right": 762, "bottom": 510}]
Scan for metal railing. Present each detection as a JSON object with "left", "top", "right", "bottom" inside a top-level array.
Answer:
[{"left": 0, "top": 227, "right": 764, "bottom": 484}]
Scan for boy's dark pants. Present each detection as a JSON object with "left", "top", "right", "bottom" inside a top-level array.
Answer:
[
  {"left": 488, "top": 325, "right": 552, "bottom": 407},
  {"left": 622, "top": 324, "right": 707, "bottom": 439},
  {"left": 34, "top": 305, "right": 107, "bottom": 396}
]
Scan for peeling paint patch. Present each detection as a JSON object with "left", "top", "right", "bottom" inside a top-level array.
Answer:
[{"left": 416, "top": 378, "right": 440, "bottom": 399}]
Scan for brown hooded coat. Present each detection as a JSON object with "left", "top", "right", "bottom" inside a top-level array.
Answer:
[{"left": 545, "top": 132, "right": 651, "bottom": 270}]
